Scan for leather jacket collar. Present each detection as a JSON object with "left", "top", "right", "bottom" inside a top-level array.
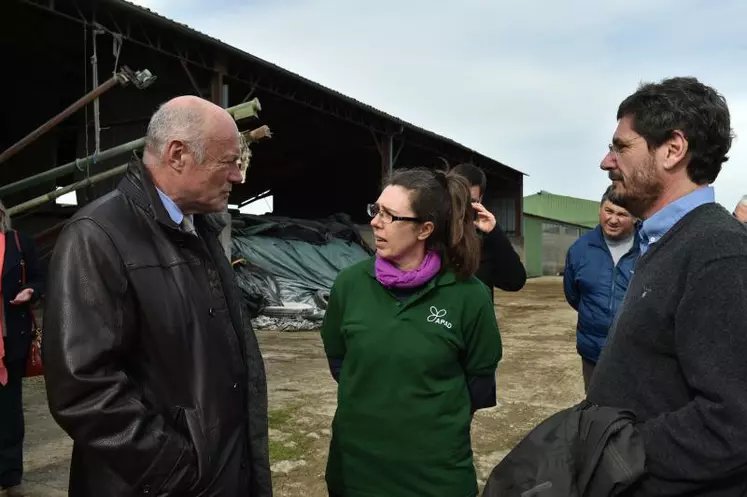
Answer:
[{"left": 118, "top": 160, "right": 226, "bottom": 235}]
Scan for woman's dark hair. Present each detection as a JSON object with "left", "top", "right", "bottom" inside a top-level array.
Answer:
[{"left": 386, "top": 166, "right": 481, "bottom": 279}]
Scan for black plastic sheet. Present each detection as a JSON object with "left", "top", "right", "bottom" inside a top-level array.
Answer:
[
  {"left": 231, "top": 213, "right": 372, "bottom": 318},
  {"left": 233, "top": 260, "right": 283, "bottom": 317}
]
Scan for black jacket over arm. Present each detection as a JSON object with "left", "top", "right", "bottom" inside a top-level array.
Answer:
[
  {"left": 475, "top": 225, "right": 527, "bottom": 293},
  {"left": 481, "top": 400, "right": 645, "bottom": 497}
]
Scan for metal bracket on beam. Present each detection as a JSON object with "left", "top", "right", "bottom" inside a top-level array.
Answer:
[
  {"left": 242, "top": 78, "right": 261, "bottom": 103},
  {"left": 117, "top": 65, "right": 157, "bottom": 89},
  {"left": 180, "top": 59, "right": 204, "bottom": 98}
]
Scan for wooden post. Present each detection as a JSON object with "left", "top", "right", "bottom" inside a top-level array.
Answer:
[{"left": 381, "top": 134, "right": 393, "bottom": 181}]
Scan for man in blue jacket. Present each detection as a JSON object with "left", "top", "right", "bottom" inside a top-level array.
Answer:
[{"left": 563, "top": 186, "right": 638, "bottom": 391}]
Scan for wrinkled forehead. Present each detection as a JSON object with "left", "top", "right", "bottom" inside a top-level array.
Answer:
[{"left": 203, "top": 127, "right": 241, "bottom": 160}]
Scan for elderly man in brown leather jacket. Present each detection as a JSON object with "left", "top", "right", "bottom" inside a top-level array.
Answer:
[{"left": 42, "top": 96, "right": 272, "bottom": 496}]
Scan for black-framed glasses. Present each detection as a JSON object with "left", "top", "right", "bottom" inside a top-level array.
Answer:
[{"left": 366, "top": 203, "right": 422, "bottom": 224}]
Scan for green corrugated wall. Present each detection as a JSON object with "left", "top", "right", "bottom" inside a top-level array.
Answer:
[
  {"left": 523, "top": 216, "right": 543, "bottom": 278},
  {"left": 523, "top": 191, "right": 602, "bottom": 278},
  {"left": 523, "top": 190, "right": 600, "bottom": 229}
]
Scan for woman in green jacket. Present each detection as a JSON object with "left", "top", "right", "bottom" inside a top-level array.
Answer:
[{"left": 321, "top": 167, "right": 503, "bottom": 497}]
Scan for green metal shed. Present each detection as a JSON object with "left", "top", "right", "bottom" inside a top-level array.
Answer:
[{"left": 522, "top": 190, "right": 601, "bottom": 278}]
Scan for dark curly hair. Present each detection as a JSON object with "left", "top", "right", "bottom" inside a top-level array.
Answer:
[{"left": 617, "top": 76, "right": 734, "bottom": 185}]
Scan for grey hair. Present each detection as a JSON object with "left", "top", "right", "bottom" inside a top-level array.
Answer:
[
  {"left": 144, "top": 102, "right": 206, "bottom": 163},
  {"left": 0, "top": 200, "right": 12, "bottom": 233}
]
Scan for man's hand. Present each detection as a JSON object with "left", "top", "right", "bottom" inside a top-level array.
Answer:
[
  {"left": 10, "top": 288, "right": 33, "bottom": 305},
  {"left": 472, "top": 202, "right": 497, "bottom": 233},
  {"left": 734, "top": 201, "right": 747, "bottom": 222}
]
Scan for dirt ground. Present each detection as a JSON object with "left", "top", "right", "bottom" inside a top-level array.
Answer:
[{"left": 18, "top": 276, "right": 584, "bottom": 496}]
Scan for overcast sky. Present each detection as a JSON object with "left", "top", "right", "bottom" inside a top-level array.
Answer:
[{"left": 127, "top": 0, "right": 747, "bottom": 211}]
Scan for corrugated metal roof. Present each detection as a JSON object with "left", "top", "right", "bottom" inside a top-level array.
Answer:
[
  {"left": 523, "top": 190, "right": 600, "bottom": 228},
  {"left": 110, "top": 0, "right": 525, "bottom": 176}
]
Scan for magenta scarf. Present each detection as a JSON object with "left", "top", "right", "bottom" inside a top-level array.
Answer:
[{"left": 375, "top": 250, "right": 442, "bottom": 289}]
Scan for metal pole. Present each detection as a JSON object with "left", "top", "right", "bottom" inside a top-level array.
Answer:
[
  {"left": 92, "top": 28, "right": 103, "bottom": 158},
  {"left": 0, "top": 66, "right": 156, "bottom": 166},
  {"left": 0, "top": 137, "right": 145, "bottom": 199},
  {"left": 33, "top": 219, "right": 69, "bottom": 244},
  {"left": 5, "top": 99, "right": 268, "bottom": 215},
  {"left": 0, "top": 76, "right": 120, "bottom": 166},
  {"left": 8, "top": 164, "right": 128, "bottom": 217},
  {"left": 0, "top": 99, "right": 262, "bottom": 199}
]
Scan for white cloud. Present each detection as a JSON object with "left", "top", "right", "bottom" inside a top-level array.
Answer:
[{"left": 142, "top": 0, "right": 747, "bottom": 210}]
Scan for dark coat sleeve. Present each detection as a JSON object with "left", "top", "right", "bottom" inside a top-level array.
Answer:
[
  {"left": 481, "top": 225, "right": 527, "bottom": 292},
  {"left": 241, "top": 309, "right": 273, "bottom": 497},
  {"left": 18, "top": 232, "right": 45, "bottom": 302},
  {"left": 468, "top": 375, "right": 497, "bottom": 412},
  {"left": 43, "top": 219, "right": 199, "bottom": 495}
]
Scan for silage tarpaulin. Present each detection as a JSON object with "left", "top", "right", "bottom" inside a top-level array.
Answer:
[
  {"left": 232, "top": 260, "right": 283, "bottom": 317},
  {"left": 231, "top": 212, "right": 372, "bottom": 247},
  {"left": 231, "top": 213, "right": 372, "bottom": 311}
]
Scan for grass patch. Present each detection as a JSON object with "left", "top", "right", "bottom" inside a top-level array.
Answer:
[
  {"left": 268, "top": 405, "right": 296, "bottom": 430},
  {"left": 268, "top": 404, "right": 317, "bottom": 464},
  {"left": 269, "top": 437, "right": 307, "bottom": 463}
]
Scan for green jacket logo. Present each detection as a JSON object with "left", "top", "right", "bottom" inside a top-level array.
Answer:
[{"left": 427, "top": 306, "right": 452, "bottom": 329}]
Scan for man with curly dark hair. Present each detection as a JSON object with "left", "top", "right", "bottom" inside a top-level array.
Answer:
[{"left": 589, "top": 76, "right": 747, "bottom": 496}]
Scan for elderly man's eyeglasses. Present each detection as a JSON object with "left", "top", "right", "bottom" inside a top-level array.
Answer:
[{"left": 366, "top": 203, "right": 422, "bottom": 224}]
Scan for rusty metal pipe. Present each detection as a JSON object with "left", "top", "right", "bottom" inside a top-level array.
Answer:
[
  {"left": 0, "top": 77, "right": 120, "bottom": 166},
  {"left": 0, "top": 66, "right": 156, "bottom": 166},
  {"left": 0, "top": 98, "right": 260, "bottom": 200},
  {"left": 33, "top": 218, "right": 69, "bottom": 244}
]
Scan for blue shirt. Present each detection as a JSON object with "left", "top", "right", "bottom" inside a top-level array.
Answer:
[
  {"left": 155, "top": 187, "right": 192, "bottom": 226},
  {"left": 638, "top": 186, "right": 715, "bottom": 255}
]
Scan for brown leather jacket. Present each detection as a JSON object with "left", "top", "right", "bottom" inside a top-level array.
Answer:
[{"left": 42, "top": 162, "right": 271, "bottom": 496}]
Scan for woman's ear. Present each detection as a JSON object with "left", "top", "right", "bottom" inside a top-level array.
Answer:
[{"left": 417, "top": 221, "right": 435, "bottom": 241}]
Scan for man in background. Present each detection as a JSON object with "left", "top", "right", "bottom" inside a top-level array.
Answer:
[
  {"left": 733, "top": 195, "right": 747, "bottom": 222},
  {"left": 453, "top": 163, "right": 527, "bottom": 296},
  {"left": 563, "top": 186, "right": 638, "bottom": 391},
  {"left": 591, "top": 76, "right": 747, "bottom": 496},
  {"left": 42, "top": 96, "right": 271, "bottom": 497}
]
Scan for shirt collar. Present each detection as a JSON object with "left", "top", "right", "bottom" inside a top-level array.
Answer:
[
  {"left": 638, "top": 186, "right": 715, "bottom": 254},
  {"left": 155, "top": 187, "right": 191, "bottom": 226}
]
